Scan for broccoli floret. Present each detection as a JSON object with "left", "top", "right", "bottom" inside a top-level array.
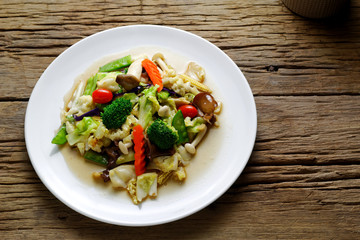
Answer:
[
  {"left": 101, "top": 98, "right": 132, "bottom": 129},
  {"left": 147, "top": 120, "right": 179, "bottom": 150}
]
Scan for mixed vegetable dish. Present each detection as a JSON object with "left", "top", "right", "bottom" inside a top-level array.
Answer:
[{"left": 52, "top": 51, "right": 221, "bottom": 204}]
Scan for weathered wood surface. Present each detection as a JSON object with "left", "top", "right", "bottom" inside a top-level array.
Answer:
[{"left": 1, "top": 0, "right": 360, "bottom": 239}]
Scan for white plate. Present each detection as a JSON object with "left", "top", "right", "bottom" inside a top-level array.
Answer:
[{"left": 25, "top": 25, "right": 257, "bottom": 226}]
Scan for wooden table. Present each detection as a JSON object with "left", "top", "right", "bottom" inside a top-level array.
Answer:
[{"left": 1, "top": 1, "right": 360, "bottom": 239}]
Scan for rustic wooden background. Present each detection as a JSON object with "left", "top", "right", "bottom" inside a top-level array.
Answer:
[{"left": 1, "top": 0, "right": 360, "bottom": 239}]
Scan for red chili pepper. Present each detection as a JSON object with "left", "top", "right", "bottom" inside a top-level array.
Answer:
[
  {"left": 133, "top": 124, "right": 146, "bottom": 176},
  {"left": 142, "top": 59, "right": 163, "bottom": 92}
]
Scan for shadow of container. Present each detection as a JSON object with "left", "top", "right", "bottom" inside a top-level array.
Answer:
[{"left": 282, "top": 0, "right": 350, "bottom": 19}]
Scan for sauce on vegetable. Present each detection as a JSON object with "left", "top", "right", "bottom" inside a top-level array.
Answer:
[{"left": 60, "top": 46, "right": 224, "bottom": 198}]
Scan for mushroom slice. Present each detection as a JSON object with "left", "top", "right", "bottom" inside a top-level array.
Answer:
[{"left": 116, "top": 74, "right": 140, "bottom": 91}]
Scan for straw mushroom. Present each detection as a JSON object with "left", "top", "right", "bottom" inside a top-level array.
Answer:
[
  {"left": 193, "top": 92, "right": 218, "bottom": 114},
  {"left": 116, "top": 74, "right": 140, "bottom": 91},
  {"left": 127, "top": 58, "right": 143, "bottom": 80}
]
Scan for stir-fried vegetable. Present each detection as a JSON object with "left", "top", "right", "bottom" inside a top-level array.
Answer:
[
  {"left": 138, "top": 85, "right": 160, "bottom": 129},
  {"left": 92, "top": 89, "right": 113, "bottom": 104},
  {"left": 136, "top": 172, "right": 158, "bottom": 201},
  {"left": 133, "top": 124, "right": 146, "bottom": 176},
  {"left": 99, "top": 55, "right": 132, "bottom": 72},
  {"left": 51, "top": 124, "right": 67, "bottom": 145},
  {"left": 179, "top": 74, "right": 212, "bottom": 93},
  {"left": 101, "top": 98, "right": 132, "bottom": 129},
  {"left": 185, "top": 116, "right": 206, "bottom": 141},
  {"left": 83, "top": 73, "right": 109, "bottom": 96},
  {"left": 84, "top": 150, "right": 108, "bottom": 166},
  {"left": 172, "top": 110, "right": 189, "bottom": 144},
  {"left": 52, "top": 51, "right": 221, "bottom": 205},
  {"left": 83, "top": 75, "right": 96, "bottom": 96},
  {"left": 147, "top": 120, "right": 179, "bottom": 150},
  {"left": 109, "top": 165, "right": 136, "bottom": 188},
  {"left": 73, "top": 107, "right": 101, "bottom": 121},
  {"left": 66, "top": 117, "right": 99, "bottom": 146},
  {"left": 142, "top": 59, "right": 163, "bottom": 92},
  {"left": 178, "top": 105, "right": 198, "bottom": 119},
  {"left": 157, "top": 90, "right": 170, "bottom": 100}
]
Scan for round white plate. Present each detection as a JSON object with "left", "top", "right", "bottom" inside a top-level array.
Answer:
[{"left": 25, "top": 25, "right": 257, "bottom": 226}]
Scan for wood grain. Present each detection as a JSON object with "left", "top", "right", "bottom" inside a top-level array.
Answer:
[
  {"left": 1, "top": 0, "right": 360, "bottom": 239},
  {"left": 1, "top": 1, "right": 359, "bottom": 99}
]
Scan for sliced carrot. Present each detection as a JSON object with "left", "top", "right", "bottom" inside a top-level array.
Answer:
[
  {"left": 142, "top": 59, "right": 163, "bottom": 92},
  {"left": 133, "top": 124, "right": 146, "bottom": 176}
]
